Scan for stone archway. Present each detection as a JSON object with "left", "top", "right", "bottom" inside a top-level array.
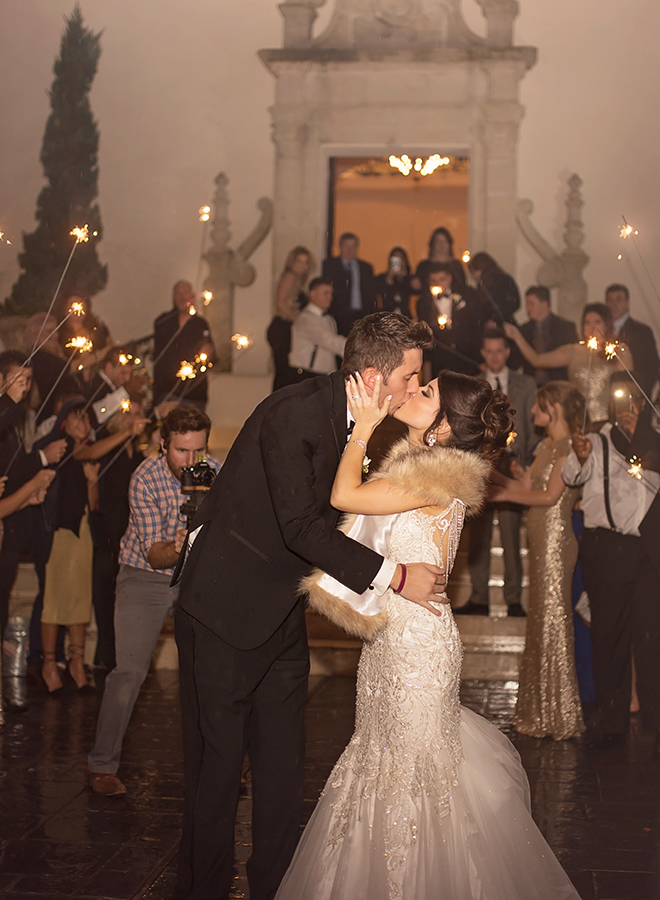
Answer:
[{"left": 260, "top": 0, "right": 536, "bottom": 288}]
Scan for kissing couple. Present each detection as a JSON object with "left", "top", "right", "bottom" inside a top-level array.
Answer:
[{"left": 172, "top": 312, "right": 581, "bottom": 900}]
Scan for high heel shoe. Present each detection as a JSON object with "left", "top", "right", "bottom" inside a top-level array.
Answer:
[
  {"left": 67, "top": 645, "right": 95, "bottom": 693},
  {"left": 41, "top": 652, "right": 64, "bottom": 695}
]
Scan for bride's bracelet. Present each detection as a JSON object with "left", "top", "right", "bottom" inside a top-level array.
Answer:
[
  {"left": 393, "top": 564, "right": 407, "bottom": 594},
  {"left": 351, "top": 439, "right": 367, "bottom": 454}
]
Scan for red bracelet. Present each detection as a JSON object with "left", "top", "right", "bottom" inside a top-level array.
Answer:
[{"left": 393, "top": 564, "right": 407, "bottom": 594}]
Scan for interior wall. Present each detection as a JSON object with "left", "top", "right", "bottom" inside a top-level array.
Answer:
[{"left": 332, "top": 160, "right": 469, "bottom": 274}]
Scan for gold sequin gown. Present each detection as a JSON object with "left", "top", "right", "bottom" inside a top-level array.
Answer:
[
  {"left": 513, "top": 436, "right": 584, "bottom": 740},
  {"left": 277, "top": 502, "right": 580, "bottom": 899}
]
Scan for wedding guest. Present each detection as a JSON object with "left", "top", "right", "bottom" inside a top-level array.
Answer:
[
  {"left": 468, "top": 251, "right": 520, "bottom": 325},
  {"left": 87, "top": 406, "right": 220, "bottom": 795},
  {"left": 322, "top": 232, "right": 376, "bottom": 336},
  {"left": 267, "top": 246, "right": 312, "bottom": 392},
  {"left": 22, "top": 313, "right": 69, "bottom": 423},
  {"left": 490, "top": 381, "right": 585, "bottom": 740},
  {"left": 375, "top": 247, "right": 413, "bottom": 318},
  {"left": 462, "top": 329, "right": 537, "bottom": 617},
  {"left": 411, "top": 226, "right": 466, "bottom": 293},
  {"left": 289, "top": 279, "right": 346, "bottom": 381},
  {"left": 416, "top": 262, "right": 482, "bottom": 379},
  {"left": 505, "top": 303, "right": 633, "bottom": 430},
  {"left": 37, "top": 400, "right": 149, "bottom": 694},
  {"left": 89, "top": 400, "right": 148, "bottom": 671},
  {"left": 605, "top": 283, "right": 659, "bottom": 397},
  {"left": 519, "top": 286, "right": 578, "bottom": 384},
  {"left": 153, "top": 281, "right": 215, "bottom": 411},
  {"left": 563, "top": 375, "right": 660, "bottom": 756}
]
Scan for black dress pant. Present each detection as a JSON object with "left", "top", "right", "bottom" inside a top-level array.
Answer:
[
  {"left": 174, "top": 600, "right": 310, "bottom": 900},
  {"left": 580, "top": 527, "right": 660, "bottom": 735}
]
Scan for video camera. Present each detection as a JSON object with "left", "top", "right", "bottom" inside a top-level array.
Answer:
[{"left": 180, "top": 457, "right": 216, "bottom": 527}]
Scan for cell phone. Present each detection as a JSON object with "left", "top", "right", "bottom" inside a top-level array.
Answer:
[
  {"left": 389, "top": 256, "right": 402, "bottom": 273},
  {"left": 612, "top": 386, "right": 634, "bottom": 417}
]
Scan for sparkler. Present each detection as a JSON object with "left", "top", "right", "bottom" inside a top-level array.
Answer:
[
  {"left": 31, "top": 224, "right": 97, "bottom": 353},
  {"left": 176, "top": 361, "right": 196, "bottom": 381},
  {"left": 231, "top": 333, "right": 253, "bottom": 351},
  {"left": 196, "top": 205, "right": 211, "bottom": 291},
  {"left": 120, "top": 398, "right": 132, "bottom": 413},
  {"left": 628, "top": 456, "right": 643, "bottom": 480},
  {"left": 0, "top": 230, "right": 12, "bottom": 245},
  {"left": 199, "top": 206, "right": 211, "bottom": 223},
  {"left": 66, "top": 335, "right": 94, "bottom": 354},
  {"left": 619, "top": 216, "right": 660, "bottom": 304},
  {"left": 437, "top": 314, "right": 450, "bottom": 330},
  {"left": 506, "top": 431, "right": 517, "bottom": 446},
  {"left": 202, "top": 290, "right": 213, "bottom": 306},
  {"left": 462, "top": 250, "right": 471, "bottom": 264}
]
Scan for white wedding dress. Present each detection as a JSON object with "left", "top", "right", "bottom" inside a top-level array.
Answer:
[{"left": 276, "top": 502, "right": 580, "bottom": 900}]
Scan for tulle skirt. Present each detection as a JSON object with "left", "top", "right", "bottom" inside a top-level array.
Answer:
[{"left": 275, "top": 706, "right": 579, "bottom": 900}]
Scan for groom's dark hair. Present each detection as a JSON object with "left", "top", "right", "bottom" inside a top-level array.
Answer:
[{"left": 341, "top": 312, "right": 432, "bottom": 381}]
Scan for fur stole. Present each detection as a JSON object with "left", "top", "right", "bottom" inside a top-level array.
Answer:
[{"left": 301, "top": 441, "right": 490, "bottom": 641}]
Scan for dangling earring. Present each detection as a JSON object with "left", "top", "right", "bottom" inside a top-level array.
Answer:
[{"left": 427, "top": 434, "right": 436, "bottom": 447}]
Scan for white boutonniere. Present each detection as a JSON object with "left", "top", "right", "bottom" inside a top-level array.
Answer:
[
  {"left": 362, "top": 455, "right": 371, "bottom": 476},
  {"left": 452, "top": 294, "right": 465, "bottom": 310}
]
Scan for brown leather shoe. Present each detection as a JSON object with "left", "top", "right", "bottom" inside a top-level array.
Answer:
[{"left": 88, "top": 771, "right": 126, "bottom": 796}]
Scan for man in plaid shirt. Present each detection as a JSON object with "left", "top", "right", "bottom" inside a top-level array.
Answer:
[{"left": 88, "top": 406, "right": 221, "bottom": 795}]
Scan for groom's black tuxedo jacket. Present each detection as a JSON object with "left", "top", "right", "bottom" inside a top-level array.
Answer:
[{"left": 176, "top": 371, "right": 383, "bottom": 650}]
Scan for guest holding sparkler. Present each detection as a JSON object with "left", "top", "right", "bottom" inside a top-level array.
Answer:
[
  {"left": 562, "top": 375, "right": 660, "bottom": 757},
  {"left": 468, "top": 251, "right": 520, "bottom": 325},
  {"left": 55, "top": 292, "right": 113, "bottom": 356},
  {"left": 411, "top": 226, "right": 466, "bottom": 293},
  {"left": 36, "top": 399, "right": 149, "bottom": 694},
  {"left": 505, "top": 303, "right": 633, "bottom": 429},
  {"left": 89, "top": 399, "right": 148, "bottom": 671},
  {"left": 489, "top": 382, "right": 585, "bottom": 740},
  {"left": 153, "top": 281, "right": 215, "bottom": 412}
]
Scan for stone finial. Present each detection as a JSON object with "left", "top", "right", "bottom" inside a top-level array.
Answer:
[
  {"left": 475, "top": 0, "right": 519, "bottom": 47},
  {"left": 279, "top": 0, "right": 325, "bottom": 48}
]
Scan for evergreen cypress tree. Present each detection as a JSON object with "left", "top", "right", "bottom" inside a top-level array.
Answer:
[{"left": 4, "top": 4, "right": 107, "bottom": 315}]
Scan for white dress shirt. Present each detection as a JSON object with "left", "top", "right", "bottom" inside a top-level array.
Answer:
[
  {"left": 484, "top": 367, "right": 509, "bottom": 395},
  {"left": 613, "top": 312, "right": 630, "bottom": 337},
  {"left": 289, "top": 303, "right": 346, "bottom": 374},
  {"left": 562, "top": 423, "right": 659, "bottom": 536}
]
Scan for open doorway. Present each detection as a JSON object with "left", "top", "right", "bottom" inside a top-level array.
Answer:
[{"left": 327, "top": 155, "right": 470, "bottom": 277}]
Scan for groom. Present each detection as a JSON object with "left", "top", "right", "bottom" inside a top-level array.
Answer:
[{"left": 173, "top": 312, "right": 445, "bottom": 900}]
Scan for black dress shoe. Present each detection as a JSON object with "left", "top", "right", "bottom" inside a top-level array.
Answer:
[
  {"left": 587, "top": 732, "right": 626, "bottom": 751},
  {"left": 456, "top": 601, "right": 489, "bottom": 616},
  {"left": 507, "top": 603, "right": 527, "bottom": 617}
]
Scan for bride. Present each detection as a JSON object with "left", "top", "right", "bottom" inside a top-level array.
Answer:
[{"left": 275, "top": 370, "right": 580, "bottom": 900}]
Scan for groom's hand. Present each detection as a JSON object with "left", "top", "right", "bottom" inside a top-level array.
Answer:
[{"left": 391, "top": 563, "right": 448, "bottom": 615}]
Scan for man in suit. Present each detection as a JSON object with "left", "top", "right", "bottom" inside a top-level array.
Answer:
[
  {"left": 605, "top": 282, "right": 660, "bottom": 398},
  {"left": 520, "top": 285, "right": 578, "bottom": 384},
  {"left": 173, "top": 313, "right": 445, "bottom": 900},
  {"left": 462, "top": 329, "right": 537, "bottom": 616},
  {"left": 322, "top": 232, "right": 376, "bottom": 337}
]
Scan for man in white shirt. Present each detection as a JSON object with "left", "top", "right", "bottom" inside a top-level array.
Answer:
[
  {"left": 289, "top": 278, "right": 346, "bottom": 381},
  {"left": 562, "top": 374, "right": 660, "bottom": 755},
  {"left": 462, "top": 329, "right": 537, "bottom": 616}
]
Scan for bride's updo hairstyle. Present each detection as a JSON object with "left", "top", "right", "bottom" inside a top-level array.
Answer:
[{"left": 424, "top": 371, "right": 515, "bottom": 461}]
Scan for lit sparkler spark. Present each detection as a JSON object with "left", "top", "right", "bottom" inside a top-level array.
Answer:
[
  {"left": 66, "top": 335, "right": 93, "bottom": 353},
  {"left": 199, "top": 206, "right": 211, "bottom": 223},
  {"left": 506, "top": 431, "right": 517, "bottom": 446},
  {"left": 194, "top": 352, "right": 212, "bottom": 374},
  {"left": 202, "top": 290, "right": 213, "bottom": 305},
  {"left": 70, "top": 225, "right": 90, "bottom": 243},
  {"left": 430, "top": 286, "right": 444, "bottom": 298},
  {"left": 462, "top": 250, "right": 471, "bottom": 264},
  {"left": 437, "top": 314, "right": 450, "bottom": 329},
  {"left": 231, "top": 334, "right": 253, "bottom": 351},
  {"left": 69, "top": 301, "right": 84, "bottom": 316},
  {"left": 188, "top": 306, "right": 197, "bottom": 316},
  {"left": 619, "top": 224, "right": 638, "bottom": 239},
  {"left": 120, "top": 399, "right": 131, "bottom": 413},
  {"left": 628, "top": 456, "right": 643, "bottom": 480},
  {"left": 604, "top": 342, "right": 618, "bottom": 361},
  {"left": 586, "top": 336, "right": 599, "bottom": 351},
  {"left": 0, "top": 231, "right": 11, "bottom": 245},
  {"left": 176, "top": 361, "right": 196, "bottom": 381},
  {"left": 118, "top": 353, "right": 130, "bottom": 366}
]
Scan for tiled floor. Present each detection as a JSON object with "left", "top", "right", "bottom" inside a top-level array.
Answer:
[{"left": 0, "top": 672, "right": 658, "bottom": 899}]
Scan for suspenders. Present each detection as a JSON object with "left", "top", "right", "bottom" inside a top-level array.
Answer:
[{"left": 598, "top": 432, "right": 617, "bottom": 531}]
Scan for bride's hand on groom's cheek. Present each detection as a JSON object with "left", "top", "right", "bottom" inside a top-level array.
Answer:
[{"left": 345, "top": 373, "right": 391, "bottom": 431}]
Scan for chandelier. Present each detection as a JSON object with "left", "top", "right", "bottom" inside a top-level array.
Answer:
[{"left": 388, "top": 154, "right": 451, "bottom": 177}]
